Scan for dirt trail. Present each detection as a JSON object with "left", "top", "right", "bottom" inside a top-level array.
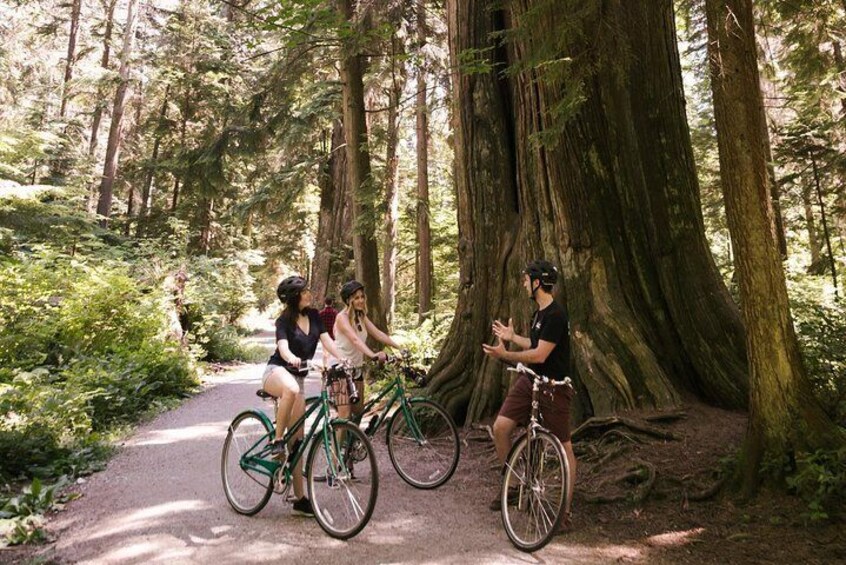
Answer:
[{"left": 23, "top": 334, "right": 642, "bottom": 565}]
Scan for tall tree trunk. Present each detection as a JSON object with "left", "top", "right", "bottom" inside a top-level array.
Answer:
[
  {"left": 337, "top": 0, "right": 387, "bottom": 330},
  {"left": 416, "top": 0, "right": 434, "bottom": 324},
  {"left": 313, "top": 121, "right": 354, "bottom": 305},
  {"left": 704, "top": 0, "right": 844, "bottom": 495},
  {"left": 60, "top": 0, "right": 82, "bottom": 118},
  {"left": 171, "top": 91, "right": 191, "bottom": 211},
  {"left": 382, "top": 33, "right": 405, "bottom": 325},
  {"left": 832, "top": 41, "right": 846, "bottom": 118},
  {"left": 811, "top": 155, "right": 839, "bottom": 297},
  {"left": 123, "top": 88, "right": 144, "bottom": 236},
  {"left": 96, "top": 0, "right": 140, "bottom": 225},
  {"left": 802, "top": 177, "right": 823, "bottom": 273},
  {"left": 430, "top": 0, "right": 748, "bottom": 424},
  {"left": 200, "top": 198, "right": 214, "bottom": 253},
  {"left": 89, "top": 0, "right": 118, "bottom": 157},
  {"left": 138, "top": 85, "right": 170, "bottom": 236}
]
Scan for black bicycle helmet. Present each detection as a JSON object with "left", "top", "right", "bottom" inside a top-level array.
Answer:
[
  {"left": 523, "top": 260, "right": 558, "bottom": 288},
  {"left": 340, "top": 280, "right": 365, "bottom": 303},
  {"left": 277, "top": 275, "right": 308, "bottom": 302}
]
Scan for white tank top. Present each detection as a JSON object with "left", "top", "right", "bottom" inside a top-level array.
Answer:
[{"left": 335, "top": 311, "right": 368, "bottom": 367}]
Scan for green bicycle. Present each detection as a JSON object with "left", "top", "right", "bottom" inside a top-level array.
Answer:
[
  {"left": 349, "top": 354, "right": 460, "bottom": 489},
  {"left": 221, "top": 362, "right": 379, "bottom": 540}
]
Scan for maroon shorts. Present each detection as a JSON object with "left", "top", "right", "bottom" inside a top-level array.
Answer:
[{"left": 498, "top": 374, "right": 575, "bottom": 442}]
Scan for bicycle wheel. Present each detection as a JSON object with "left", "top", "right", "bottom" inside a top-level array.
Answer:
[
  {"left": 221, "top": 411, "right": 274, "bottom": 515},
  {"left": 501, "top": 431, "right": 568, "bottom": 552},
  {"left": 387, "top": 398, "right": 460, "bottom": 489},
  {"left": 307, "top": 421, "right": 378, "bottom": 539}
]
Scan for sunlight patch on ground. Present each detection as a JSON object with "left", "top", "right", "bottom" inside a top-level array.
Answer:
[
  {"left": 541, "top": 540, "right": 648, "bottom": 563},
  {"left": 645, "top": 527, "right": 706, "bottom": 547},
  {"left": 87, "top": 500, "right": 211, "bottom": 541},
  {"left": 129, "top": 423, "right": 230, "bottom": 446}
]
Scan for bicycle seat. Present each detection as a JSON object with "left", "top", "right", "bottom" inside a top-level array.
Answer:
[{"left": 256, "top": 389, "right": 275, "bottom": 399}]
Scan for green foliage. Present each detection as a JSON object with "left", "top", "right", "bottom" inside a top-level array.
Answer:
[
  {"left": 786, "top": 448, "right": 846, "bottom": 522},
  {"left": 788, "top": 275, "right": 846, "bottom": 424},
  {"left": 0, "top": 477, "right": 69, "bottom": 546}
]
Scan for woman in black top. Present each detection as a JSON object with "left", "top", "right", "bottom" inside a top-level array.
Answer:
[{"left": 263, "top": 275, "right": 345, "bottom": 516}]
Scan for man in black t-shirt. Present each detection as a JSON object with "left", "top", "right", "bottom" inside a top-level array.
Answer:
[{"left": 482, "top": 260, "right": 576, "bottom": 530}]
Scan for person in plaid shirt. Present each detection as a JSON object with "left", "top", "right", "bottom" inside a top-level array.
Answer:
[{"left": 319, "top": 296, "right": 338, "bottom": 339}]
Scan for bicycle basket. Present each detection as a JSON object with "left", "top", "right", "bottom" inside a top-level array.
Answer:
[
  {"left": 326, "top": 367, "right": 358, "bottom": 406},
  {"left": 402, "top": 366, "right": 427, "bottom": 387}
]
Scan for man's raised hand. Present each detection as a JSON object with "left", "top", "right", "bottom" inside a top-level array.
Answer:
[{"left": 492, "top": 318, "right": 514, "bottom": 343}]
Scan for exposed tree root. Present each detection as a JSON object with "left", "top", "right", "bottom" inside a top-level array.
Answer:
[
  {"left": 572, "top": 416, "right": 681, "bottom": 441},
  {"left": 583, "top": 459, "right": 656, "bottom": 504},
  {"left": 644, "top": 410, "right": 688, "bottom": 423}
]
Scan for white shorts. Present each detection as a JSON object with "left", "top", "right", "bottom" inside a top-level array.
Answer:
[{"left": 261, "top": 365, "right": 305, "bottom": 392}]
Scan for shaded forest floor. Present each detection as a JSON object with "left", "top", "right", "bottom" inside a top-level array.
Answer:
[
  {"left": 2, "top": 363, "right": 844, "bottom": 564},
  {"left": 461, "top": 403, "right": 846, "bottom": 563}
]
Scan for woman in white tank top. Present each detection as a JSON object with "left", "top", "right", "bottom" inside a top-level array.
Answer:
[{"left": 335, "top": 280, "right": 401, "bottom": 420}]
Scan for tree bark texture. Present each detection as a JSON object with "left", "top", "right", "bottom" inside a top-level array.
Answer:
[
  {"left": 60, "top": 0, "right": 82, "bottom": 118},
  {"left": 337, "top": 0, "right": 387, "bottom": 331},
  {"left": 416, "top": 0, "right": 434, "bottom": 324},
  {"left": 704, "top": 0, "right": 844, "bottom": 494},
  {"left": 312, "top": 120, "right": 354, "bottom": 305},
  {"left": 429, "top": 0, "right": 749, "bottom": 425},
  {"left": 97, "top": 0, "right": 140, "bottom": 224}
]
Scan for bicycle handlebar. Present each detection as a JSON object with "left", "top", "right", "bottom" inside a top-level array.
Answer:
[{"left": 507, "top": 363, "right": 572, "bottom": 387}]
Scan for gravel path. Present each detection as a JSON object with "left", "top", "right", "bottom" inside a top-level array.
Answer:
[{"left": 30, "top": 334, "right": 647, "bottom": 564}]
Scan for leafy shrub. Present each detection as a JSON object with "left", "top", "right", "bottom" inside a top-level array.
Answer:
[
  {"left": 63, "top": 344, "right": 197, "bottom": 431},
  {"left": 0, "top": 369, "right": 92, "bottom": 479},
  {"left": 0, "top": 477, "right": 69, "bottom": 546},
  {"left": 787, "top": 448, "right": 846, "bottom": 522}
]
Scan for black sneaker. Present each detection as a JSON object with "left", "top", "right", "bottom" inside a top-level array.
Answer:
[
  {"left": 269, "top": 439, "right": 288, "bottom": 462},
  {"left": 292, "top": 497, "right": 314, "bottom": 517},
  {"left": 489, "top": 488, "right": 520, "bottom": 511}
]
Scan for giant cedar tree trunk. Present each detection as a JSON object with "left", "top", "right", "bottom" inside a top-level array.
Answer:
[
  {"left": 313, "top": 120, "right": 354, "bottom": 304},
  {"left": 337, "top": 0, "right": 387, "bottom": 330},
  {"left": 96, "top": 0, "right": 140, "bottom": 224},
  {"left": 429, "top": 0, "right": 748, "bottom": 424},
  {"left": 704, "top": 0, "right": 844, "bottom": 495}
]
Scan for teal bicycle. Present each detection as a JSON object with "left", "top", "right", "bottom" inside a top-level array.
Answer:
[
  {"left": 221, "top": 362, "right": 379, "bottom": 540},
  {"left": 349, "top": 354, "right": 460, "bottom": 489}
]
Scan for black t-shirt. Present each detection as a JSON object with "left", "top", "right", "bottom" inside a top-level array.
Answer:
[
  {"left": 268, "top": 309, "right": 326, "bottom": 375},
  {"left": 528, "top": 300, "right": 570, "bottom": 380}
]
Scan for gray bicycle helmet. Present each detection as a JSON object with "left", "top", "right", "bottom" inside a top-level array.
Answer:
[
  {"left": 340, "top": 280, "right": 365, "bottom": 304},
  {"left": 277, "top": 275, "right": 308, "bottom": 302}
]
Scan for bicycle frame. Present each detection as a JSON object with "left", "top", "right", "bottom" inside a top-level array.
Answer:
[
  {"left": 354, "top": 370, "right": 425, "bottom": 442},
  {"left": 239, "top": 379, "right": 353, "bottom": 484}
]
